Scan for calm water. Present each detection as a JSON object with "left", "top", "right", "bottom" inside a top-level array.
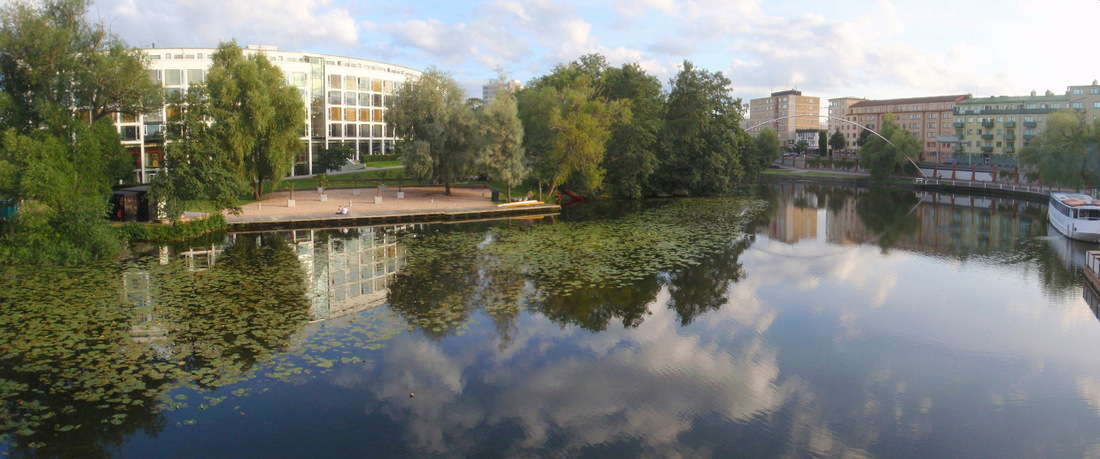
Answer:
[{"left": 4, "top": 184, "right": 1100, "bottom": 457}]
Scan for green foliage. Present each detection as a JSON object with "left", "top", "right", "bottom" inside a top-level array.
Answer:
[
  {"left": 818, "top": 130, "right": 828, "bottom": 155},
  {"left": 860, "top": 113, "right": 921, "bottom": 184},
  {"left": 856, "top": 128, "right": 871, "bottom": 146},
  {"left": 829, "top": 128, "right": 847, "bottom": 153},
  {"left": 478, "top": 73, "right": 526, "bottom": 201},
  {"left": 602, "top": 63, "right": 664, "bottom": 199},
  {"left": 517, "top": 58, "right": 626, "bottom": 197},
  {"left": 0, "top": 0, "right": 162, "bottom": 264},
  {"left": 794, "top": 139, "right": 809, "bottom": 154},
  {"left": 315, "top": 143, "right": 355, "bottom": 174},
  {"left": 747, "top": 127, "right": 781, "bottom": 179},
  {"left": 1018, "top": 112, "right": 1100, "bottom": 189},
  {"left": 118, "top": 214, "right": 228, "bottom": 242},
  {"left": 653, "top": 61, "right": 745, "bottom": 196},
  {"left": 150, "top": 88, "right": 249, "bottom": 220},
  {"left": 388, "top": 67, "right": 480, "bottom": 196},
  {"left": 206, "top": 41, "right": 305, "bottom": 199}
]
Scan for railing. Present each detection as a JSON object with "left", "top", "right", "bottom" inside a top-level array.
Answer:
[
  {"left": 917, "top": 178, "right": 1049, "bottom": 196},
  {"left": 982, "top": 134, "right": 994, "bottom": 140},
  {"left": 1004, "top": 121, "right": 1016, "bottom": 128},
  {"left": 1024, "top": 121, "right": 1037, "bottom": 128},
  {"left": 1088, "top": 251, "right": 1100, "bottom": 276},
  {"left": 982, "top": 120, "right": 994, "bottom": 127}
]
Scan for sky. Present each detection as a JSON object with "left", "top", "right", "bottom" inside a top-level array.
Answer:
[{"left": 88, "top": 0, "right": 1100, "bottom": 104}]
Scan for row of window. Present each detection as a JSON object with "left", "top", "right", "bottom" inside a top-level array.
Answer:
[
  {"left": 328, "top": 91, "right": 386, "bottom": 107},
  {"left": 328, "top": 123, "right": 395, "bottom": 138}
]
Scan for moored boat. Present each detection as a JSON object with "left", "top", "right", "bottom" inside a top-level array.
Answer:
[{"left": 1048, "top": 192, "right": 1100, "bottom": 241}]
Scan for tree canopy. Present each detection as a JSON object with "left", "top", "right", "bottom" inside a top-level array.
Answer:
[
  {"left": 860, "top": 113, "right": 921, "bottom": 184},
  {"left": 1019, "top": 111, "right": 1100, "bottom": 190},
  {"left": 205, "top": 42, "right": 305, "bottom": 200},
  {"left": 829, "top": 128, "right": 847, "bottom": 154},
  {"left": 0, "top": 0, "right": 161, "bottom": 264},
  {"left": 477, "top": 76, "right": 526, "bottom": 201},
  {"left": 388, "top": 67, "right": 480, "bottom": 196}
]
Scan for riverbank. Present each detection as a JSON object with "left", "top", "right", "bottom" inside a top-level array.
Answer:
[
  {"left": 223, "top": 185, "right": 560, "bottom": 230},
  {"left": 763, "top": 166, "right": 1059, "bottom": 203}
]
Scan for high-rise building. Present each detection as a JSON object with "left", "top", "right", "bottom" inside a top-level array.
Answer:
[
  {"left": 747, "top": 90, "right": 821, "bottom": 147},
  {"left": 122, "top": 45, "right": 422, "bottom": 183},
  {"left": 482, "top": 78, "right": 523, "bottom": 103},
  {"left": 844, "top": 95, "right": 968, "bottom": 163}
]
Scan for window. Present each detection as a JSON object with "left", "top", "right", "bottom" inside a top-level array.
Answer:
[
  {"left": 1073, "top": 102, "right": 1084, "bottom": 109},
  {"left": 358, "top": 78, "right": 369, "bottom": 90},
  {"left": 1074, "top": 89, "right": 1084, "bottom": 94},
  {"left": 1093, "top": 102, "right": 1100, "bottom": 109},
  {"left": 148, "top": 69, "right": 162, "bottom": 83},
  {"left": 292, "top": 72, "right": 308, "bottom": 87},
  {"left": 360, "top": 124, "right": 370, "bottom": 137},
  {"left": 345, "top": 76, "right": 356, "bottom": 89},
  {"left": 1052, "top": 104, "right": 1061, "bottom": 109},
  {"left": 329, "top": 107, "right": 341, "bottom": 121},
  {"left": 345, "top": 92, "right": 355, "bottom": 105},
  {"left": 329, "top": 75, "right": 342, "bottom": 89},
  {"left": 330, "top": 123, "right": 341, "bottom": 137},
  {"left": 165, "top": 69, "right": 183, "bottom": 85},
  {"left": 1092, "top": 88, "right": 1099, "bottom": 94},
  {"left": 187, "top": 69, "right": 205, "bottom": 85},
  {"left": 328, "top": 91, "right": 341, "bottom": 104},
  {"left": 345, "top": 108, "right": 356, "bottom": 121},
  {"left": 345, "top": 124, "right": 356, "bottom": 137}
]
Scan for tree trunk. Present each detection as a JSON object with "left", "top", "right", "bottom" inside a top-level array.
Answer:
[
  {"left": 444, "top": 181, "right": 451, "bottom": 196},
  {"left": 254, "top": 178, "right": 264, "bottom": 200}
]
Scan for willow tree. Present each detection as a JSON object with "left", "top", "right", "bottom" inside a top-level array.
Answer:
[
  {"left": 478, "top": 80, "right": 526, "bottom": 201},
  {"left": 0, "top": 0, "right": 161, "bottom": 264},
  {"left": 860, "top": 113, "right": 921, "bottom": 184},
  {"left": 205, "top": 42, "right": 304, "bottom": 199},
  {"left": 1019, "top": 111, "right": 1100, "bottom": 190},
  {"left": 388, "top": 67, "right": 479, "bottom": 196}
]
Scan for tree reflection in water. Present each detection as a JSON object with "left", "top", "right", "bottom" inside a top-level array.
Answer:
[{"left": 0, "top": 233, "right": 310, "bottom": 454}]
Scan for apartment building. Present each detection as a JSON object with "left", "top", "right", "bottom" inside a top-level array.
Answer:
[
  {"left": 120, "top": 45, "right": 422, "bottom": 183},
  {"left": 953, "top": 81, "right": 1100, "bottom": 165},
  {"left": 482, "top": 78, "right": 523, "bottom": 103},
  {"left": 827, "top": 97, "right": 865, "bottom": 148},
  {"left": 844, "top": 95, "right": 968, "bottom": 163},
  {"left": 747, "top": 90, "right": 821, "bottom": 146}
]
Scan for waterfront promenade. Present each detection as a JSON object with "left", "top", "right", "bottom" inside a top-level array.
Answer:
[{"left": 223, "top": 185, "right": 559, "bottom": 229}]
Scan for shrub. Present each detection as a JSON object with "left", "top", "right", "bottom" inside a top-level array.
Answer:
[{"left": 120, "top": 214, "right": 228, "bottom": 242}]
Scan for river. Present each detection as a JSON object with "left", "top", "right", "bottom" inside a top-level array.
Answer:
[{"left": 3, "top": 183, "right": 1099, "bottom": 457}]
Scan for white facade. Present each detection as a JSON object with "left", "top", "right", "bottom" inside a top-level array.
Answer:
[{"left": 124, "top": 45, "right": 422, "bottom": 183}]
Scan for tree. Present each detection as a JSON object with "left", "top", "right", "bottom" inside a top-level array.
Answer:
[
  {"left": 856, "top": 128, "right": 871, "bottom": 147},
  {"left": 477, "top": 74, "right": 526, "bottom": 201},
  {"left": 0, "top": 0, "right": 161, "bottom": 264},
  {"left": 860, "top": 113, "right": 921, "bottom": 184},
  {"left": 602, "top": 62, "right": 664, "bottom": 199},
  {"left": 829, "top": 128, "right": 847, "bottom": 154},
  {"left": 517, "top": 59, "right": 625, "bottom": 198},
  {"left": 205, "top": 42, "right": 305, "bottom": 199},
  {"left": 818, "top": 130, "right": 828, "bottom": 156},
  {"left": 388, "top": 67, "right": 480, "bottom": 196},
  {"left": 149, "top": 88, "right": 250, "bottom": 220},
  {"left": 1019, "top": 111, "right": 1100, "bottom": 190},
  {"left": 653, "top": 61, "right": 745, "bottom": 196},
  {"left": 794, "top": 139, "right": 809, "bottom": 154},
  {"left": 315, "top": 143, "right": 355, "bottom": 175},
  {"left": 746, "top": 128, "right": 781, "bottom": 179}
]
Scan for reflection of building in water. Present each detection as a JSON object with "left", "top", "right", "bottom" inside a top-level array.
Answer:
[
  {"left": 768, "top": 183, "right": 819, "bottom": 243},
  {"left": 176, "top": 244, "right": 224, "bottom": 271},
  {"left": 1084, "top": 281, "right": 1100, "bottom": 324},
  {"left": 285, "top": 226, "right": 408, "bottom": 320},
  {"left": 812, "top": 186, "right": 1046, "bottom": 255},
  {"left": 123, "top": 270, "right": 167, "bottom": 346}
]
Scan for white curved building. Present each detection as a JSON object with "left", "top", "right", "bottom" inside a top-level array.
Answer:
[{"left": 122, "top": 45, "right": 422, "bottom": 183}]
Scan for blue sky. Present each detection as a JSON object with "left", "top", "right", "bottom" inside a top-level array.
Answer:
[{"left": 90, "top": 0, "right": 1100, "bottom": 104}]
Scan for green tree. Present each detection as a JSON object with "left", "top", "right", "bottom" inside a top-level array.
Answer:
[
  {"left": 653, "top": 61, "right": 745, "bottom": 196},
  {"left": 388, "top": 67, "right": 480, "bottom": 196},
  {"left": 205, "top": 41, "right": 305, "bottom": 199},
  {"left": 794, "top": 139, "right": 809, "bottom": 154},
  {"left": 0, "top": 0, "right": 161, "bottom": 264},
  {"left": 1019, "top": 111, "right": 1100, "bottom": 190},
  {"left": 818, "top": 130, "right": 828, "bottom": 155},
  {"left": 747, "top": 127, "right": 781, "bottom": 179},
  {"left": 860, "top": 113, "right": 921, "bottom": 184},
  {"left": 517, "top": 60, "right": 625, "bottom": 197},
  {"left": 478, "top": 76, "right": 526, "bottom": 201},
  {"left": 856, "top": 128, "right": 871, "bottom": 147},
  {"left": 315, "top": 143, "right": 355, "bottom": 175},
  {"left": 829, "top": 128, "right": 847, "bottom": 154},
  {"left": 602, "top": 62, "right": 664, "bottom": 199},
  {"left": 149, "top": 88, "right": 250, "bottom": 220}
]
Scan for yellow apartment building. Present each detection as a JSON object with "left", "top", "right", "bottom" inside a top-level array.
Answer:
[{"left": 748, "top": 90, "right": 821, "bottom": 147}]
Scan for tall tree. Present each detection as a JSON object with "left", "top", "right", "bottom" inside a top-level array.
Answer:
[
  {"left": 205, "top": 42, "right": 304, "bottom": 199},
  {"left": 388, "top": 67, "right": 480, "bottom": 196},
  {"left": 856, "top": 128, "right": 871, "bottom": 147},
  {"left": 829, "top": 128, "right": 847, "bottom": 154},
  {"left": 860, "top": 113, "right": 921, "bottom": 184},
  {"left": 149, "top": 88, "right": 249, "bottom": 220},
  {"left": 602, "top": 62, "right": 664, "bottom": 199},
  {"left": 1019, "top": 112, "right": 1100, "bottom": 190},
  {"left": 818, "top": 130, "right": 828, "bottom": 156},
  {"left": 0, "top": 0, "right": 161, "bottom": 264},
  {"left": 654, "top": 61, "right": 745, "bottom": 196},
  {"left": 517, "top": 60, "right": 625, "bottom": 197},
  {"left": 478, "top": 75, "right": 526, "bottom": 201},
  {"left": 746, "top": 127, "right": 781, "bottom": 180}
]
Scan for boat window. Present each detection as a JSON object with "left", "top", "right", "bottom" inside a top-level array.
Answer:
[{"left": 1082, "top": 209, "right": 1100, "bottom": 220}]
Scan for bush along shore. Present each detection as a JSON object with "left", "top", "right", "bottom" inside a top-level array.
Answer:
[{"left": 118, "top": 214, "right": 228, "bottom": 242}]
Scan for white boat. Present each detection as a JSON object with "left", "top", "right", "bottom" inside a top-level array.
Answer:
[{"left": 1048, "top": 192, "right": 1100, "bottom": 241}]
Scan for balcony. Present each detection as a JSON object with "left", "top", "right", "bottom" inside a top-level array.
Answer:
[
  {"left": 953, "top": 121, "right": 965, "bottom": 128},
  {"left": 1024, "top": 134, "right": 1035, "bottom": 140},
  {"left": 1004, "top": 146, "right": 1015, "bottom": 153},
  {"left": 1004, "top": 120, "right": 1016, "bottom": 128},
  {"left": 981, "top": 146, "right": 994, "bottom": 153},
  {"left": 1024, "top": 121, "right": 1037, "bottom": 128},
  {"left": 953, "top": 144, "right": 965, "bottom": 152},
  {"left": 981, "top": 120, "right": 994, "bottom": 127},
  {"left": 982, "top": 133, "right": 994, "bottom": 140},
  {"left": 1004, "top": 133, "right": 1015, "bottom": 140}
]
